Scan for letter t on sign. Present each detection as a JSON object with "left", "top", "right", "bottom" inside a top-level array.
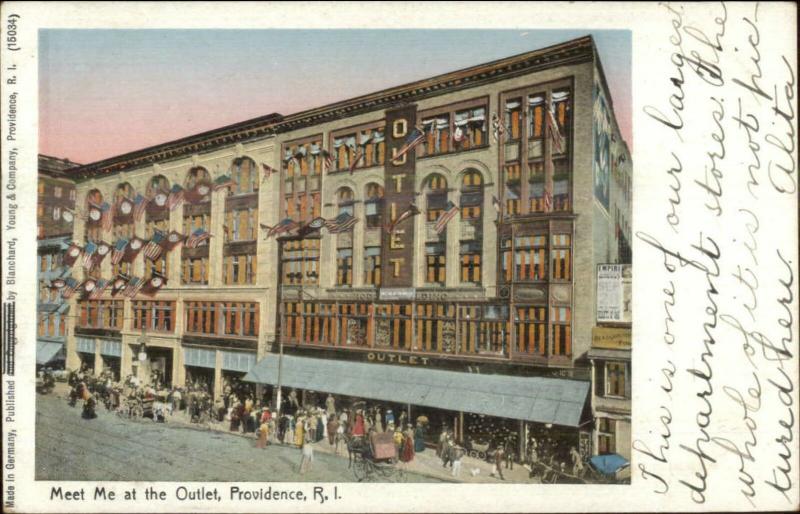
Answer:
[
  {"left": 392, "top": 174, "right": 406, "bottom": 192},
  {"left": 390, "top": 258, "right": 404, "bottom": 277}
]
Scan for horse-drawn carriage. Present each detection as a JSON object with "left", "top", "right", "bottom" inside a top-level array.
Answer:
[{"left": 347, "top": 432, "right": 406, "bottom": 482}]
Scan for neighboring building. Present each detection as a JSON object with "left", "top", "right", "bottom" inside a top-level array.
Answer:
[
  {"left": 37, "top": 154, "right": 79, "bottom": 369},
  {"left": 60, "top": 35, "right": 632, "bottom": 459}
]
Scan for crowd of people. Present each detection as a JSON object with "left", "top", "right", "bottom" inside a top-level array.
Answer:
[{"left": 58, "top": 365, "right": 588, "bottom": 480}]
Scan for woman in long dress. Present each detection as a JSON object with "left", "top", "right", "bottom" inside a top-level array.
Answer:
[
  {"left": 256, "top": 421, "right": 269, "bottom": 449},
  {"left": 414, "top": 423, "right": 426, "bottom": 453},
  {"left": 400, "top": 426, "right": 415, "bottom": 462},
  {"left": 294, "top": 413, "right": 306, "bottom": 447}
]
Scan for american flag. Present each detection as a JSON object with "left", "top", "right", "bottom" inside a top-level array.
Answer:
[
  {"left": 546, "top": 107, "right": 565, "bottom": 154},
  {"left": 266, "top": 218, "right": 298, "bottom": 238},
  {"left": 132, "top": 194, "right": 148, "bottom": 221},
  {"left": 61, "top": 278, "right": 79, "bottom": 299},
  {"left": 161, "top": 231, "right": 186, "bottom": 252},
  {"left": 64, "top": 243, "right": 83, "bottom": 267},
  {"left": 124, "top": 236, "right": 145, "bottom": 262},
  {"left": 123, "top": 277, "right": 144, "bottom": 298},
  {"left": 491, "top": 112, "right": 505, "bottom": 143},
  {"left": 111, "top": 238, "right": 129, "bottom": 265},
  {"left": 144, "top": 231, "right": 166, "bottom": 261},
  {"left": 321, "top": 150, "right": 334, "bottom": 173},
  {"left": 100, "top": 202, "right": 113, "bottom": 231},
  {"left": 348, "top": 148, "right": 365, "bottom": 174},
  {"left": 82, "top": 241, "right": 98, "bottom": 270},
  {"left": 167, "top": 184, "right": 185, "bottom": 211},
  {"left": 324, "top": 212, "right": 359, "bottom": 233},
  {"left": 186, "top": 228, "right": 211, "bottom": 248},
  {"left": 110, "top": 274, "right": 130, "bottom": 296},
  {"left": 89, "top": 279, "right": 109, "bottom": 300},
  {"left": 212, "top": 175, "right": 236, "bottom": 192},
  {"left": 140, "top": 273, "right": 166, "bottom": 297},
  {"left": 94, "top": 241, "right": 112, "bottom": 266},
  {"left": 386, "top": 203, "right": 420, "bottom": 233},
  {"left": 434, "top": 201, "right": 459, "bottom": 234},
  {"left": 392, "top": 125, "right": 425, "bottom": 163}
]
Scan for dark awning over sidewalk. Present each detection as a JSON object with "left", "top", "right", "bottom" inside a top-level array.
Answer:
[
  {"left": 244, "top": 354, "right": 589, "bottom": 427},
  {"left": 37, "top": 341, "right": 63, "bottom": 365}
]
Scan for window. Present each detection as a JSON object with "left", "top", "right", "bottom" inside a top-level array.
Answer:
[
  {"left": 112, "top": 261, "right": 132, "bottom": 277},
  {"left": 113, "top": 182, "right": 136, "bottom": 224},
  {"left": 182, "top": 256, "right": 209, "bottom": 285},
  {"left": 364, "top": 247, "right": 381, "bottom": 286},
  {"left": 551, "top": 306, "right": 571, "bottom": 356},
  {"left": 52, "top": 206, "right": 61, "bottom": 221},
  {"left": 77, "top": 300, "right": 123, "bottom": 330},
  {"left": 425, "top": 242, "right": 446, "bottom": 284},
  {"left": 145, "top": 255, "right": 168, "bottom": 280},
  {"left": 504, "top": 163, "right": 521, "bottom": 215},
  {"left": 221, "top": 302, "right": 259, "bottom": 337},
  {"left": 283, "top": 302, "right": 302, "bottom": 342},
  {"left": 375, "top": 304, "right": 413, "bottom": 350},
  {"left": 331, "top": 128, "right": 385, "bottom": 172},
  {"left": 453, "top": 106, "right": 487, "bottom": 150},
  {"left": 606, "top": 361, "right": 628, "bottom": 398},
  {"left": 515, "top": 306, "right": 547, "bottom": 356},
  {"left": 460, "top": 170, "right": 483, "bottom": 221},
  {"left": 40, "top": 255, "right": 49, "bottom": 272},
  {"left": 336, "top": 249, "right": 353, "bottom": 286},
  {"left": 224, "top": 207, "right": 258, "bottom": 242},
  {"left": 418, "top": 101, "right": 488, "bottom": 158},
  {"left": 285, "top": 140, "right": 322, "bottom": 178},
  {"left": 551, "top": 234, "right": 571, "bottom": 280},
  {"left": 505, "top": 97, "right": 523, "bottom": 140},
  {"left": 230, "top": 157, "right": 259, "bottom": 195},
  {"left": 132, "top": 301, "right": 175, "bottom": 332},
  {"left": 145, "top": 219, "right": 168, "bottom": 239},
  {"left": 514, "top": 235, "right": 547, "bottom": 281},
  {"left": 299, "top": 303, "right": 337, "bottom": 346},
  {"left": 185, "top": 301, "right": 259, "bottom": 337},
  {"left": 336, "top": 187, "right": 355, "bottom": 217},
  {"left": 223, "top": 255, "right": 257, "bottom": 285},
  {"left": 459, "top": 305, "right": 508, "bottom": 355},
  {"left": 183, "top": 212, "right": 210, "bottom": 235},
  {"left": 113, "top": 223, "right": 135, "bottom": 240},
  {"left": 415, "top": 304, "right": 455, "bottom": 353},
  {"left": 425, "top": 175, "right": 448, "bottom": 222},
  {"left": 336, "top": 303, "right": 372, "bottom": 347},
  {"left": 69, "top": 189, "right": 76, "bottom": 201},
  {"left": 420, "top": 114, "right": 450, "bottom": 157},
  {"left": 501, "top": 86, "right": 572, "bottom": 217},
  {"left": 460, "top": 242, "right": 481, "bottom": 283},
  {"left": 282, "top": 239, "right": 320, "bottom": 285},
  {"left": 597, "top": 418, "right": 616, "bottom": 455},
  {"left": 364, "top": 183, "right": 384, "bottom": 228},
  {"left": 38, "top": 181, "right": 45, "bottom": 194}
]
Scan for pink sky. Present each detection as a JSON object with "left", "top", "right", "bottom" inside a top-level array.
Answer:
[{"left": 40, "top": 30, "right": 631, "bottom": 165}]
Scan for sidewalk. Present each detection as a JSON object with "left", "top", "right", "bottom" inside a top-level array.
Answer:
[{"left": 163, "top": 408, "right": 536, "bottom": 484}]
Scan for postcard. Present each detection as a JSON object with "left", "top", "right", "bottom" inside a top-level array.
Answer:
[{"left": 0, "top": 1, "right": 797, "bottom": 512}]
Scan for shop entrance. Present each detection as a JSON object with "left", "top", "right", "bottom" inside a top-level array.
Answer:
[
  {"left": 221, "top": 370, "right": 254, "bottom": 405},
  {"left": 144, "top": 347, "right": 173, "bottom": 388},
  {"left": 185, "top": 365, "right": 214, "bottom": 395},
  {"left": 77, "top": 352, "right": 95, "bottom": 374},
  {"left": 101, "top": 356, "right": 121, "bottom": 381}
]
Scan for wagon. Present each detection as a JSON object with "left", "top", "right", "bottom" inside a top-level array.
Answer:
[{"left": 348, "top": 433, "right": 405, "bottom": 483}]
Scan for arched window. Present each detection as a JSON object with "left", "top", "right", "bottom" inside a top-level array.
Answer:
[
  {"left": 113, "top": 182, "right": 136, "bottom": 233},
  {"left": 424, "top": 174, "right": 448, "bottom": 285},
  {"left": 364, "top": 183, "right": 384, "bottom": 228},
  {"left": 459, "top": 170, "right": 484, "bottom": 284},
  {"left": 337, "top": 187, "right": 355, "bottom": 216},
  {"left": 184, "top": 167, "right": 212, "bottom": 202},
  {"left": 84, "top": 189, "right": 105, "bottom": 242},
  {"left": 335, "top": 187, "right": 355, "bottom": 287},
  {"left": 230, "top": 157, "right": 258, "bottom": 195},
  {"left": 147, "top": 175, "right": 171, "bottom": 210}
]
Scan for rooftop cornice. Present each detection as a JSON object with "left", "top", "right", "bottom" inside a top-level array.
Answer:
[{"left": 68, "top": 35, "right": 595, "bottom": 181}]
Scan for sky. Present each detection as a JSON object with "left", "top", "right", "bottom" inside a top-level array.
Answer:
[{"left": 39, "top": 29, "right": 631, "bottom": 165}]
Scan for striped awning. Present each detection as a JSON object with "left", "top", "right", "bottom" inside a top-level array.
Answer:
[
  {"left": 244, "top": 354, "right": 590, "bottom": 427},
  {"left": 37, "top": 341, "right": 64, "bottom": 365}
]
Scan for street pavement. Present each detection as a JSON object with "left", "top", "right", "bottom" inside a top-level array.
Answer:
[
  {"left": 36, "top": 387, "right": 536, "bottom": 483},
  {"left": 35, "top": 392, "right": 441, "bottom": 482}
]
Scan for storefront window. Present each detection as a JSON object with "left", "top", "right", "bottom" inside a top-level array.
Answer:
[
  {"left": 415, "top": 304, "right": 456, "bottom": 353},
  {"left": 375, "top": 304, "right": 412, "bottom": 350},
  {"left": 459, "top": 305, "right": 508, "bottom": 355},
  {"left": 515, "top": 306, "right": 546, "bottom": 356}
]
